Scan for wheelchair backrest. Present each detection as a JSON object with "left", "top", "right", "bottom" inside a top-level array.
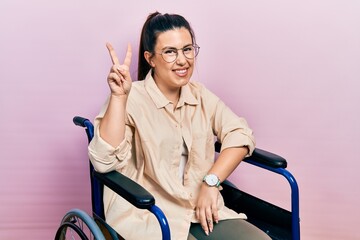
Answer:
[{"left": 73, "top": 116, "right": 105, "bottom": 219}]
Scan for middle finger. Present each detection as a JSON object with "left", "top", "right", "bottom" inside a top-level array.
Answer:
[
  {"left": 205, "top": 208, "right": 214, "bottom": 233},
  {"left": 198, "top": 209, "right": 209, "bottom": 236}
]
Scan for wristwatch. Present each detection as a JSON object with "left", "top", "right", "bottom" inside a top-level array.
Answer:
[{"left": 203, "top": 174, "right": 221, "bottom": 187}]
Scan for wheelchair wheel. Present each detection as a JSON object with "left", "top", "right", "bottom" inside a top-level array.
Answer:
[
  {"left": 93, "top": 215, "right": 121, "bottom": 240},
  {"left": 55, "top": 209, "right": 105, "bottom": 240},
  {"left": 55, "top": 221, "right": 89, "bottom": 240}
]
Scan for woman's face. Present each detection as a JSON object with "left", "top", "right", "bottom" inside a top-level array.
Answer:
[{"left": 148, "top": 27, "right": 195, "bottom": 94}]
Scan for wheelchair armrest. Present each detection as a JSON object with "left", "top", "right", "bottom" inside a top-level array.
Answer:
[
  {"left": 73, "top": 116, "right": 89, "bottom": 127},
  {"left": 93, "top": 171, "right": 155, "bottom": 209},
  {"left": 245, "top": 148, "right": 287, "bottom": 168},
  {"left": 214, "top": 142, "right": 287, "bottom": 168}
]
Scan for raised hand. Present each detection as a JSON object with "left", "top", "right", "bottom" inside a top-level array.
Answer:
[{"left": 106, "top": 43, "right": 132, "bottom": 96}]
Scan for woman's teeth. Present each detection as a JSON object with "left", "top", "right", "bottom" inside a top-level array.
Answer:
[{"left": 175, "top": 69, "right": 187, "bottom": 75}]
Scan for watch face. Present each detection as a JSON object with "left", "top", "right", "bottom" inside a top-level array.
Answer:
[{"left": 205, "top": 174, "right": 219, "bottom": 186}]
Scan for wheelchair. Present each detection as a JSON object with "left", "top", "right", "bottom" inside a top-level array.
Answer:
[{"left": 55, "top": 116, "right": 300, "bottom": 240}]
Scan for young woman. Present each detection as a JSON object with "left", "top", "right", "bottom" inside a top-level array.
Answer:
[{"left": 89, "top": 12, "right": 270, "bottom": 240}]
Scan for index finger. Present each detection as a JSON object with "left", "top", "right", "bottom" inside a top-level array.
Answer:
[
  {"left": 106, "top": 42, "right": 120, "bottom": 65},
  {"left": 123, "top": 43, "right": 132, "bottom": 67}
]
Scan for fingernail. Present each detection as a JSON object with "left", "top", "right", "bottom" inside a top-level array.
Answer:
[
  {"left": 205, "top": 230, "right": 209, "bottom": 236},
  {"left": 210, "top": 227, "right": 213, "bottom": 233}
]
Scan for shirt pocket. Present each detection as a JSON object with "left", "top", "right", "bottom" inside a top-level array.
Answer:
[{"left": 190, "top": 129, "right": 215, "bottom": 171}]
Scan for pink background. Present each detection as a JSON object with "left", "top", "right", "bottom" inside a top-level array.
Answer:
[{"left": 1, "top": 0, "right": 359, "bottom": 239}]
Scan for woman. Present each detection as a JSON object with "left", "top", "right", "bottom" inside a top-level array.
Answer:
[{"left": 89, "top": 12, "right": 270, "bottom": 240}]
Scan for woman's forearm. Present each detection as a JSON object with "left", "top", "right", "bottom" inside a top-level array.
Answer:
[
  {"left": 99, "top": 95, "right": 128, "bottom": 147},
  {"left": 208, "top": 147, "right": 249, "bottom": 182}
]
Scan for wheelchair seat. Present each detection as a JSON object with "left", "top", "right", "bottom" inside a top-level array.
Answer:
[{"left": 55, "top": 116, "right": 300, "bottom": 240}]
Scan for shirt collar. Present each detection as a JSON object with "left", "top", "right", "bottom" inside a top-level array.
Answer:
[{"left": 144, "top": 70, "right": 199, "bottom": 109}]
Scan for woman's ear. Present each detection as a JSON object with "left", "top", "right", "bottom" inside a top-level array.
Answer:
[{"left": 144, "top": 51, "right": 155, "bottom": 67}]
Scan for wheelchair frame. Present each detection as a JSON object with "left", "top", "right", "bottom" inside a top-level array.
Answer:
[{"left": 55, "top": 116, "right": 300, "bottom": 240}]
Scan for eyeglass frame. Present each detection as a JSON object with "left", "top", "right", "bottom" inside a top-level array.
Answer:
[{"left": 153, "top": 44, "right": 200, "bottom": 63}]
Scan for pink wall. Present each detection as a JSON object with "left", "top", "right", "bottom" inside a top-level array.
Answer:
[{"left": 1, "top": 1, "right": 359, "bottom": 239}]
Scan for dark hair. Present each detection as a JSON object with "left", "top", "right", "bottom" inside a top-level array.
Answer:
[{"left": 137, "top": 12, "right": 196, "bottom": 80}]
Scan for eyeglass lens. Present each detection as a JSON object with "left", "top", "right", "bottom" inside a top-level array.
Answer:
[{"left": 161, "top": 45, "right": 199, "bottom": 63}]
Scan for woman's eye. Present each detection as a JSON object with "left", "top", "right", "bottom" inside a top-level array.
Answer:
[
  {"left": 164, "top": 49, "right": 177, "bottom": 55},
  {"left": 183, "top": 47, "right": 192, "bottom": 53}
]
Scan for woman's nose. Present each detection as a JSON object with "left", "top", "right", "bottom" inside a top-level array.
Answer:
[{"left": 176, "top": 50, "right": 187, "bottom": 65}]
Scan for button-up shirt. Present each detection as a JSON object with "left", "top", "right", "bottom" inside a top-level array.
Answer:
[{"left": 88, "top": 71, "right": 255, "bottom": 240}]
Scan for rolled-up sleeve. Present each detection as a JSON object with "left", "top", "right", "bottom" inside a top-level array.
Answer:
[
  {"left": 212, "top": 97, "right": 256, "bottom": 156},
  {"left": 88, "top": 124, "right": 132, "bottom": 173}
]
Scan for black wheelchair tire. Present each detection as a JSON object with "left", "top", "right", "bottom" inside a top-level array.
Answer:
[{"left": 55, "top": 221, "right": 89, "bottom": 240}]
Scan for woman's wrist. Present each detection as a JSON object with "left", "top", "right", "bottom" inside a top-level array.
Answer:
[{"left": 110, "top": 93, "right": 128, "bottom": 101}]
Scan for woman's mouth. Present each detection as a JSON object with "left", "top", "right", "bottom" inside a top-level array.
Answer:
[{"left": 174, "top": 68, "right": 188, "bottom": 77}]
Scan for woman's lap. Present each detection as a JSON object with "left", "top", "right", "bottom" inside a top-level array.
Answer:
[{"left": 187, "top": 219, "right": 271, "bottom": 240}]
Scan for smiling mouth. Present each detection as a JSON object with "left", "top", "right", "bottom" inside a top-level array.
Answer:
[{"left": 174, "top": 68, "right": 188, "bottom": 76}]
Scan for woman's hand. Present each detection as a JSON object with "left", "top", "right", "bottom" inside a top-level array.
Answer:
[
  {"left": 106, "top": 43, "right": 132, "bottom": 96},
  {"left": 195, "top": 184, "right": 220, "bottom": 236}
]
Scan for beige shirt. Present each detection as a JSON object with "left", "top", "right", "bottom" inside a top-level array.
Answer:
[{"left": 88, "top": 71, "right": 255, "bottom": 240}]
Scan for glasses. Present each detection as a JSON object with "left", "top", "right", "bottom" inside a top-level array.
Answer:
[{"left": 154, "top": 44, "right": 200, "bottom": 63}]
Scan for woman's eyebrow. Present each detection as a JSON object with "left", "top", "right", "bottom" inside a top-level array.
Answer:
[
  {"left": 161, "top": 46, "right": 177, "bottom": 50},
  {"left": 161, "top": 43, "right": 193, "bottom": 50}
]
